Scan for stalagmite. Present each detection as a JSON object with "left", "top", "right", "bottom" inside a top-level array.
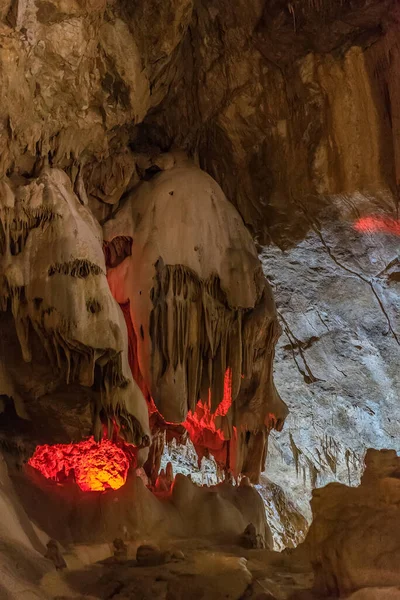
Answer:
[{"left": 105, "top": 153, "right": 288, "bottom": 482}]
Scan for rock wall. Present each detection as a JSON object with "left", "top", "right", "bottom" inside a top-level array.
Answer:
[
  {"left": 0, "top": 0, "right": 192, "bottom": 177},
  {"left": 150, "top": 0, "right": 400, "bottom": 247},
  {"left": 262, "top": 203, "right": 400, "bottom": 519},
  {"left": 1, "top": 0, "right": 399, "bottom": 245},
  {"left": 304, "top": 449, "right": 400, "bottom": 596},
  {"left": 0, "top": 168, "right": 150, "bottom": 454},
  {"left": 104, "top": 155, "right": 288, "bottom": 482}
]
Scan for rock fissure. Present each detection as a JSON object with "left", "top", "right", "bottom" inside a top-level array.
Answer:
[
  {"left": 278, "top": 310, "right": 321, "bottom": 384},
  {"left": 314, "top": 223, "right": 400, "bottom": 345}
]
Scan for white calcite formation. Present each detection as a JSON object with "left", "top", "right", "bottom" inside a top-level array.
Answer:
[
  {"left": 105, "top": 153, "right": 288, "bottom": 482},
  {"left": 0, "top": 168, "right": 150, "bottom": 452}
]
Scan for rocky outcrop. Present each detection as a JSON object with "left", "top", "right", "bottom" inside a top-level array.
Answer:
[
  {"left": 0, "top": 154, "right": 288, "bottom": 483},
  {"left": 0, "top": 0, "right": 400, "bottom": 552},
  {"left": 0, "top": 0, "right": 192, "bottom": 177},
  {"left": 1, "top": 0, "right": 398, "bottom": 246},
  {"left": 305, "top": 449, "right": 400, "bottom": 596}
]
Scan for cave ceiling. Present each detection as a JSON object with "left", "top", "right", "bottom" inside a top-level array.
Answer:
[{"left": 0, "top": 0, "right": 398, "bottom": 245}]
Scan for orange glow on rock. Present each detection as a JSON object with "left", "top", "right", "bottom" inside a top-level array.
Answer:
[
  {"left": 183, "top": 368, "right": 233, "bottom": 437},
  {"left": 216, "top": 368, "right": 233, "bottom": 418},
  {"left": 28, "top": 437, "right": 133, "bottom": 492},
  {"left": 354, "top": 216, "right": 400, "bottom": 236},
  {"left": 181, "top": 368, "right": 235, "bottom": 468}
]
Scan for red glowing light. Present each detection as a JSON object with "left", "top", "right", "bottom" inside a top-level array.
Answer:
[
  {"left": 28, "top": 437, "right": 133, "bottom": 492},
  {"left": 183, "top": 367, "right": 233, "bottom": 435},
  {"left": 181, "top": 367, "right": 235, "bottom": 468},
  {"left": 354, "top": 216, "right": 400, "bottom": 236},
  {"left": 216, "top": 368, "right": 233, "bottom": 417},
  {"left": 119, "top": 300, "right": 150, "bottom": 399}
]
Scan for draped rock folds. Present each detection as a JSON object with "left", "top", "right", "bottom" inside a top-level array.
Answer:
[
  {"left": 105, "top": 155, "right": 288, "bottom": 481},
  {"left": 0, "top": 168, "right": 150, "bottom": 452}
]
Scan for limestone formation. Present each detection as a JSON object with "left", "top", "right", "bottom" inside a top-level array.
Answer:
[
  {"left": 0, "top": 0, "right": 398, "bottom": 492},
  {"left": 305, "top": 449, "right": 400, "bottom": 596},
  {"left": 0, "top": 167, "right": 150, "bottom": 451},
  {"left": 16, "top": 461, "right": 272, "bottom": 547},
  {"left": 153, "top": 0, "right": 400, "bottom": 247},
  {"left": 0, "top": 0, "right": 399, "bottom": 597},
  {"left": 262, "top": 216, "right": 400, "bottom": 523},
  {"left": 105, "top": 154, "right": 288, "bottom": 482}
]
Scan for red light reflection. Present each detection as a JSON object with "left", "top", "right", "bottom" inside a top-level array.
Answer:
[{"left": 354, "top": 216, "right": 400, "bottom": 236}]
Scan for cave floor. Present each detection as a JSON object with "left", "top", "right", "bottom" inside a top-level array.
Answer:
[{"left": 40, "top": 538, "right": 314, "bottom": 600}]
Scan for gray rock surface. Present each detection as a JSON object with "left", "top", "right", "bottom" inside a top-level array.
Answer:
[{"left": 261, "top": 200, "right": 400, "bottom": 520}]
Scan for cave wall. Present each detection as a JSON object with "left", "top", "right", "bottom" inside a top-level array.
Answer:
[
  {"left": 148, "top": 0, "right": 400, "bottom": 246},
  {"left": 143, "top": 0, "right": 400, "bottom": 514},
  {"left": 0, "top": 0, "right": 192, "bottom": 177},
  {"left": 263, "top": 212, "right": 400, "bottom": 519}
]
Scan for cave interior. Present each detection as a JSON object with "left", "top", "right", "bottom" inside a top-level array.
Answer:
[{"left": 0, "top": 0, "right": 399, "bottom": 599}]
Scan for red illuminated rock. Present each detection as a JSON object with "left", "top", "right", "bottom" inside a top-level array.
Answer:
[
  {"left": 0, "top": 169, "right": 151, "bottom": 452},
  {"left": 28, "top": 437, "right": 132, "bottom": 492}
]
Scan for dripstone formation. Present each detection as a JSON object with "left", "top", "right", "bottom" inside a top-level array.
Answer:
[{"left": 0, "top": 1, "right": 399, "bottom": 598}]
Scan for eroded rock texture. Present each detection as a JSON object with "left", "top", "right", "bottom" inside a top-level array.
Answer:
[
  {"left": 161, "top": 438, "right": 308, "bottom": 550},
  {"left": 151, "top": 0, "right": 400, "bottom": 247},
  {"left": 262, "top": 208, "right": 400, "bottom": 520},
  {"left": 0, "top": 0, "right": 192, "bottom": 179},
  {"left": 0, "top": 0, "right": 400, "bottom": 542},
  {"left": 1, "top": 0, "right": 399, "bottom": 242},
  {"left": 305, "top": 449, "right": 400, "bottom": 596}
]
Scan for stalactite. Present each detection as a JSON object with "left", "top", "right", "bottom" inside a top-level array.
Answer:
[
  {"left": 103, "top": 236, "right": 133, "bottom": 269},
  {"left": 0, "top": 204, "right": 59, "bottom": 257},
  {"left": 149, "top": 262, "right": 251, "bottom": 419},
  {"left": 0, "top": 168, "right": 150, "bottom": 451},
  {"left": 105, "top": 156, "right": 288, "bottom": 482},
  {"left": 290, "top": 432, "right": 303, "bottom": 477}
]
